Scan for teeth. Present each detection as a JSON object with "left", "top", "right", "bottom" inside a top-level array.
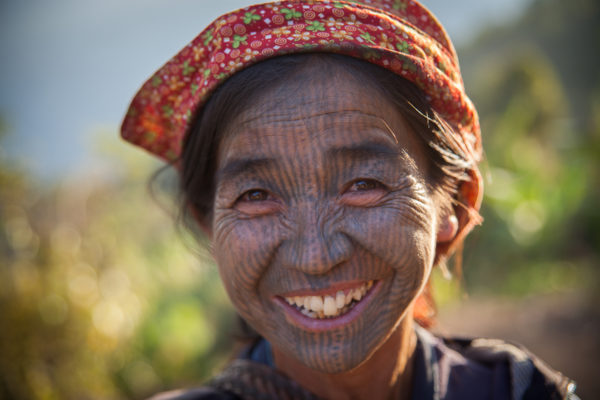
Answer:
[
  {"left": 283, "top": 281, "right": 374, "bottom": 320},
  {"left": 323, "top": 296, "right": 337, "bottom": 316},
  {"left": 335, "top": 291, "right": 345, "bottom": 308},
  {"left": 345, "top": 291, "right": 353, "bottom": 305},
  {"left": 301, "top": 308, "right": 316, "bottom": 318},
  {"left": 310, "top": 296, "right": 324, "bottom": 312}
]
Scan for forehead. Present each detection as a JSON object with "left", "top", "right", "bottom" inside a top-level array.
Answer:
[{"left": 217, "top": 63, "right": 427, "bottom": 168}]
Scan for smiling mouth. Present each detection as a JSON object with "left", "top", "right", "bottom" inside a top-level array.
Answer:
[{"left": 282, "top": 281, "right": 374, "bottom": 319}]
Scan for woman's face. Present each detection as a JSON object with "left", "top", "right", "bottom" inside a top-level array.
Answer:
[{"left": 210, "top": 65, "right": 439, "bottom": 373}]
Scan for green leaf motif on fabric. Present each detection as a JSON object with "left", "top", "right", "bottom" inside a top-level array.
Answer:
[
  {"left": 393, "top": 0, "right": 408, "bottom": 11},
  {"left": 361, "top": 47, "right": 381, "bottom": 60},
  {"left": 306, "top": 21, "right": 325, "bottom": 32},
  {"left": 232, "top": 34, "right": 248, "bottom": 49},
  {"left": 360, "top": 32, "right": 375, "bottom": 44},
  {"left": 182, "top": 60, "right": 195, "bottom": 76},
  {"left": 144, "top": 131, "right": 157, "bottom": 142},
  {"left": 151, "top": 76, "right": 163, "bottom": 87},
  {"left": 333, "top": 2, "right": 345, "bottom": 8},
  {"left": 396, "top": 41, "right": 411, "bottom": 53},
  {"left": 402, "top": 60, "right": 417, "bottom": 72},
  {"left": 243, "top": 12, "right": 261, "bottom": 24},
  {"left": 190, "top": 83, "right": 199, "bottom": 95},
  {"left": 203, "top": 69, "right": 211, "bottom": 78},
  {"left": 281, "top": 8, "right": 302, "bottom": 20},
  {"left": 162, "top": 105, "right": 174, "bottom": 118},
  {"left": 203, "top": 29, "right": 214, "bottom": 46}
]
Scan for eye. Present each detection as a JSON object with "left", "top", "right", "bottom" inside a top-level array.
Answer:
[
  {"left": 240, "top": 189, "right": 269, "bottom": 202},
  {"left": 349, "top": 179, "right": 382, "bottom": 192},
  {"left": 341, "top": 178, "right": 387, "bottom": 206},
  {"left": 234, "top": 189, "right": 280, "bottom": 215}
]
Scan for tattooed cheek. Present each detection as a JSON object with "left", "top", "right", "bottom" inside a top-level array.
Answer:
[
  {"left": 339, "top": 204, "right": 432, "bottom": 266},
  {"left": 384, "top": 183, "right": 436, "bottom": 228},
  {"left": 216, "top": 217, "right": 285, "bottom": 273}
]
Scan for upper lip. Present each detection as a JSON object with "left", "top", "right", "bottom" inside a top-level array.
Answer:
[{"left": 276, "top": 280, "right": 374, "bottom": 298}]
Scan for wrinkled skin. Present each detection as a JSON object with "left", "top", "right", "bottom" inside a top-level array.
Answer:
[{"left": 210, "top": 63, "right": 444, "bottom": 398}]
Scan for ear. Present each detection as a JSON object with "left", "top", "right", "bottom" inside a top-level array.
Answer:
[
  {"left": 434, "top": 169, "right": 483, "bottom": 265},
  {"left": 436, "top": 212, "right": 458, "bottom": 244}
]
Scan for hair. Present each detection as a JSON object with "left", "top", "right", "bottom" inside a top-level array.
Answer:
[{"left": 179, "top": 53, "right": 475, "bottom": 327}]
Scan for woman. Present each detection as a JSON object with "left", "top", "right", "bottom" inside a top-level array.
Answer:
[{"left": 121, "top": 1, "right": 578, "bottom": 399}]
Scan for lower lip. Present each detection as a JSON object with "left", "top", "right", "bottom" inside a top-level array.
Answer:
[{"left": 274, "top": 281, "right": 381, "bottom": 332}]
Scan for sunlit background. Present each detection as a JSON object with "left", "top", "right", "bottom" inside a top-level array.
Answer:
[{"left": 1, "top": 0, "right": 599, "bottom": 398}]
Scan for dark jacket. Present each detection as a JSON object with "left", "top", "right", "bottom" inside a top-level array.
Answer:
[{"left": 149, "top": 326, "right": 579, "bottom": 400}]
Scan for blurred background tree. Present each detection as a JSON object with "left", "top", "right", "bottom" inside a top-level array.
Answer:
[
  {"left": 433, "top": 0, "right": 600, "bottom": 397},
  {"left": 0, "top": 0, "right": 598, "bottom": 399},
  {"left": 458, "top": 0, "right": 599, "bottom": 296},
  {"left": 0, "top": 128, "right": 235, "bottom": 399}
]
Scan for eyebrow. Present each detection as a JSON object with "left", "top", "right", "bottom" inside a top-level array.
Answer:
[
  {"left": 326, "top": 140, "right": 399, "bottom": 161},
  {"left": 216, "top": 156, "right": 276, "bottom": 182},
  {"left": 217, "top": 141, "right": 399, "bottom": 182}
]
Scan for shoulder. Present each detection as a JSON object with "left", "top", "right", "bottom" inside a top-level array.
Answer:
[
  {"left": 145, "top": 387, "right": 239, "bottom": 400},
  {"left": 145, "top": 359, "right": 319, "bottom": 400},
  {"left": 418, "top": 327, "right": 579, "bottom": 400},
  {"left": 446, "top": 336, "right": 577, "bottom": 400}
]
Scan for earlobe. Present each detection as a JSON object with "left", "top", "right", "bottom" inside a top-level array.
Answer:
[{"left": 437, "top": 213, "right": 458, "bottom": 243}]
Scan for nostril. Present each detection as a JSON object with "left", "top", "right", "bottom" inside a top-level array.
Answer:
[
  {"left": 328, "top": 231, "right": 353, "bottom": 264},
  {"left": 280, "top": 230, "right": 353, "bottom": 275}
]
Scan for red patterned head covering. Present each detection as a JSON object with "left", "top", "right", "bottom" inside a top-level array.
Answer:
[{"left": 121, "top": 0, "right": 481, "bottom": 163}]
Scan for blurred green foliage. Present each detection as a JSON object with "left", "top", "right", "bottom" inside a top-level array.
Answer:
[
  {"left": 0, "top": 137, "right": 235, "bottom": 399},
  {"left": 0, "top": 0, "right": 599, "bottom": 398},
  {"left": 453, "top": 0, "right": 600, "bottom": 296}
]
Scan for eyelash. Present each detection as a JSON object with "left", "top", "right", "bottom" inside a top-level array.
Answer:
[
  {"left": 237, "top": 179, "right": 384, "bottom": 199},
  {"left": 238, "top": 189, "right": 271, "bottom": 202},
  {"left": 233, "top": 188, "right": 281, "bottom": 216},
  {"left": 237, "top": 179, "right": 385, "bottom": 200},
  {"left": 233, "top": 178, "right": 386, "bottom": 215},
  {"left": 346, "top": 178, "right": 385, "bottom": 192}
]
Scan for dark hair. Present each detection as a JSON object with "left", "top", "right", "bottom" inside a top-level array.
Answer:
[{"left": 180, "top": 54, "right": 472, "bottom": 250}]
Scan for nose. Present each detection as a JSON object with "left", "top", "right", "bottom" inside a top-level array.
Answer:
[{"left": 278, "top": 202, "right": 352, "bottom": 275}]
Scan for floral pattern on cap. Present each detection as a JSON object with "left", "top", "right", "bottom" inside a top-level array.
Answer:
[{"left": 121, "top": 0, "right": 481, "bottom": 164}]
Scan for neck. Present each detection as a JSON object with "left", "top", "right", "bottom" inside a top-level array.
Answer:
[{"left": 273, "top": 316, "right": 417, "bottom": 400}]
